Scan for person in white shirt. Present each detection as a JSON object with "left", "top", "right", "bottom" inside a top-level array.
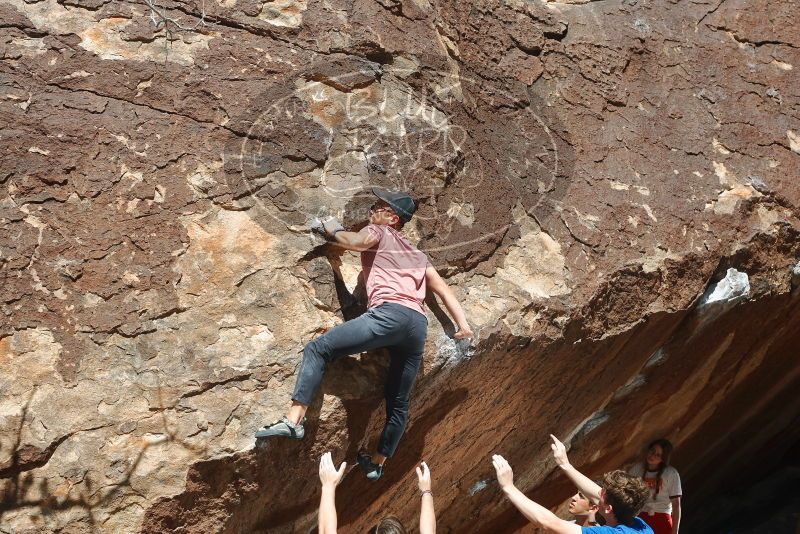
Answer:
[{"left": 627, "top": 439, "right": 682, "bottom": 534}]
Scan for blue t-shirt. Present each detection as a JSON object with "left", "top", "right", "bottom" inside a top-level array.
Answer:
[{"left": 582, "top": 517, "right": 653, "bottom": 534}]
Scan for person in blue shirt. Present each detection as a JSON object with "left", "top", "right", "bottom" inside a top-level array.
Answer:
[{"left": 492, "top": 444, "right": 653, "bottom": 534}]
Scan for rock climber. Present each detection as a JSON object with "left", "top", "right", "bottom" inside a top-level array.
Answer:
[
  {"left": 255, "top": 187, "right": 473, "bottom": 481},
  {"left": 490, "top": 436, "right": 653, "bottom": 533}
]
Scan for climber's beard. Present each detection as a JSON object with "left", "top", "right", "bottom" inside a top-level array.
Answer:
[{"left": 595, "top": 511, "right": 607, "bottom": 526}]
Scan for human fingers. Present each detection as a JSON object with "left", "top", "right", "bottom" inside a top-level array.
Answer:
[
  {"left": 320, "top": 452, "right": 329, "bottom": 473},
  {"left": 319, "top": 453, "right": 330, "bottom": 480},
  {"left": 492, "top": 455, "right": 502, "bottom": 471}
]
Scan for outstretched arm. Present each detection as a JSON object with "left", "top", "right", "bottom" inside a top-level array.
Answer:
[
  {"left": 313, "top": 217, "right": 379, "bottom": 252},
  {"left": 492, "top": 455, "right": 581, "bottom": 534},
  {"left": 331, "top": 228, "right": 379, "bottom": 252},
  {"left": 550, "top": 435, "right": 602, "bottom": 502},
  {"left": 425, "top": 266, "right": 472, "bottom": 339},
  {"left": 416, "top": 462, "right": 436, "bottom": 534},
  {"left": 318, "top": 452, "right": 347, "bottom": 534}
]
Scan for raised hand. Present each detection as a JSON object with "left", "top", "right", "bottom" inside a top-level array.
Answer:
[
  {"left": 319, "top": 452, "right": 347, "bottom": 487},
  {"left": 492, "top": 454, "right": 514, "bottom": 489},
  {"left": 550, "top": 434, "right": 570, "bottom": 468},
  {"left": 416, "top": 461, "right": 432, "bottom": 492}
]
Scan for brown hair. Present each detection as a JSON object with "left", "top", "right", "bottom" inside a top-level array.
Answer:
[
  {"left": 601, "top": 470, "right": 650, "bottom": 525},
  {"left": 643, "top": 438, "right": 673, "bottom": 497},
  {"left": 372, "top": 516, "right": 407, "bottom": 534}
]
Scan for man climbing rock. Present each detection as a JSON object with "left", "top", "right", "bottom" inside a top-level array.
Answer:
[{"left": 255, "top": 187, "right": 473, "bottom": 481}]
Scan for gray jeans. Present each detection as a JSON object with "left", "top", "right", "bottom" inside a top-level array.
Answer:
[{"left": 292, "top": 302, "right": 428, "bottom": 458}]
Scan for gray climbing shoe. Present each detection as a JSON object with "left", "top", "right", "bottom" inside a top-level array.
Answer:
[
  {"left": 254, "top": 416, "right": 305, "bottom": 439},
  {"left": 357, "top": 450, "right": 383, "bottom": 481}
]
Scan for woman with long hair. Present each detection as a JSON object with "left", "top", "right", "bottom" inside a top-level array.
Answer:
[{"left": 628, "top": 438, "right": 682, "bottom": 534}]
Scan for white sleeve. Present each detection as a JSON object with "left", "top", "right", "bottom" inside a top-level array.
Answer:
[{"left": 667, "top": 467, "right": 682, "bottom": 497}]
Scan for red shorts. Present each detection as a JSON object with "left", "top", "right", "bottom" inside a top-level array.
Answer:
[{"left": 639, "top": 512, "right": 672, "bottom": 534}]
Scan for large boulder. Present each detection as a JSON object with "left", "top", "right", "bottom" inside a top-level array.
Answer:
[{"left": 0, "top": 0, "right": 798, "bottom": 531}]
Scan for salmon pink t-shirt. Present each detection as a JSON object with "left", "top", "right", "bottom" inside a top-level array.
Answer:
[{"left": 361, "top": 224, "right": 430, "bottom": 316}]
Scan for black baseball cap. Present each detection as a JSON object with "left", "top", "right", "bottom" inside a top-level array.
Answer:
[{"left": 372, "top": 186, "right": 416, "bottom": 223}]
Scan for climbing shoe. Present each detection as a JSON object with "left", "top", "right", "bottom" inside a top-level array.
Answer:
[
  {"left": 357, "top": 450, "right": 383, "bottom": 481},
  {"left": 254, "top": 416, "right": 305, "bottom": 439}
]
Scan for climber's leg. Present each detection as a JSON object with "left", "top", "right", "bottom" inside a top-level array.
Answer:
[
  {"left": 256, "top": 303, "right": 407, "bottom": 438},
  {"left": 368, "top": 308, "right": 427, "bottom": 473}
]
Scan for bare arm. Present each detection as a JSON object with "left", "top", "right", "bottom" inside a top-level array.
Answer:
[
  {"left": 550, "top": 435, "right": 602, "bottom": 502},
  {"left": 318, "top": 486, "right": 337, "bottom": 534},
  {"left": 671, "top": 497, "right": 681, "bottom": 534},
  {"left": 331, "top": 228, "right": 379, "bottom": 252},
  {"left": 425, "top": 266, "right": 472, "bottom": 338},
  {"left": 318, "top": 453, "right": 346, "bottom": 534},
  {"left": 417, "top": 462, "right": 436, "bottom": 534},
  {"left": 313, "top": 217, "right": 378, "bottom": 252},
  {"left": 493, "top": 455, "right": 581, "bottom": 534},
  {"left": 420, "top": 493, "right": 436, "bottom": 534},
  {"left": 504, "top": 486, "right": 582, "bottom": 534}
]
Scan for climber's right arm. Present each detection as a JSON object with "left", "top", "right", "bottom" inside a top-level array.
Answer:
[
  {"left": 313, "top": 216, "right": 378, "bottom": 252},
  {"left": 331, "top": 228, "right": 379, "bottom": 252}
]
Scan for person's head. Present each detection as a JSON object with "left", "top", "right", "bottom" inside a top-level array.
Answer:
[
  {"left": 568, "top": 490, "right": 597, "bottom": 516},
  {"left": 596, "top": 470, "right": 650, "bottom": 526},
  {"left": 372, "top": 515, "right": 407, "bottom": 534},
  {"left": 645, "top": 438, "right": 673, "bottom": 470},
  {"left": 369, "top": 198, "right": 402, "bottom": 229},
  {"left": 369, "top": 187, "right": 416, "bottom": 229}
]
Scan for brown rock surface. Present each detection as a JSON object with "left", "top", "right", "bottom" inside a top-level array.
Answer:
[{"left": 1, "top": 0, "right": 798, "bottom": 532}]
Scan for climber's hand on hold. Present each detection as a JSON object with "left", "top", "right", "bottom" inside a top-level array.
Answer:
[
  {"left": 453, "top": 326, "right": 473, "bottom": 340},
  {"left": 321, "top": 216, "right": 345, "bottom": 237},
  {"left": 310, "top": 217, "right": 326, "bottom": 236},
  {"left": 492, "top": 454, "right": 514, "bottom": 490},
  {"left": 550, "top": 434, "right": 571, "bottom": 469},
  {"left": 310, "top": 216, "right": 345, "bottom": 238}
]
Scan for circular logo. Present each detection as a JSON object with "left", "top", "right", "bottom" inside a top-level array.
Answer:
[{"left": 222, "top": 54, "right": 573, "bottom": 269}]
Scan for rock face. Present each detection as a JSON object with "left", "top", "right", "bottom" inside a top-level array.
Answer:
[{"left": 1, "top": 0, "right": 798, "bottom": 532}]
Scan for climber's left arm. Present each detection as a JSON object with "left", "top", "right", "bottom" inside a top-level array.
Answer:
[{"left": 425, "top": 266, "right": 473, "bottom": 339}]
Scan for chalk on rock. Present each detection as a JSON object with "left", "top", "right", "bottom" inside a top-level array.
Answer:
[
  {"left": 700, "top": 268, "right": 750, "bottom": 306},
  {"left": 468, "top": 479, "right": 490, "bottom": 496},
  {"left": 748, "top": 175, "right": 770, "bottom": 194},
  {"left": 436, "top": 334, "right": 475, "bottom": 367},
  {"left": 792, "top": 261, "right": 800, "bottom": 277}
]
